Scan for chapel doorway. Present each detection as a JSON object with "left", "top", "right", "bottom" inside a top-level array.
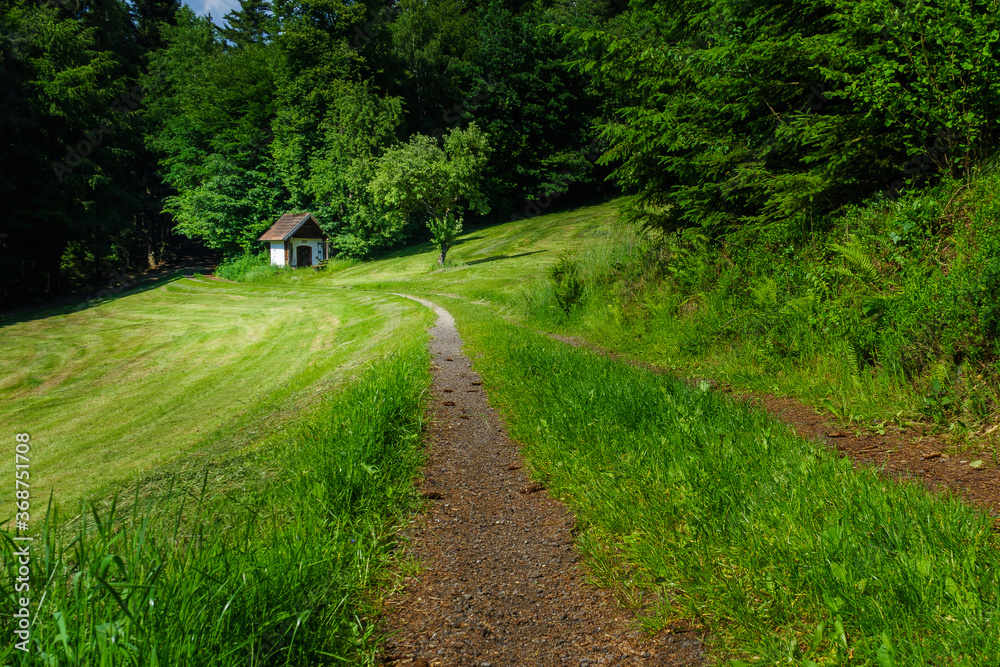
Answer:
[{"left": 296, "top": 245, "right": 312, "bottom": 267}]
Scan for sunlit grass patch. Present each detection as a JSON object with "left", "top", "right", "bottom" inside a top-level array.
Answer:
[
  {"left": 0, "top": 280, "right": 422, "bottom": 506},
  {"left": 0, "top": 345, "right": 430, "bottom": 666},
  {"left": 445, "top": 298, "right": 1000, "bottom": 666},
  {"left": 321, "top": 201, "right": 617, "bottom": 307}
]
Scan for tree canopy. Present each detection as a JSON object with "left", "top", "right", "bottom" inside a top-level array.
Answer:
[
  {"left": 6, "top": 0, "right": 1000, "bottom": 307},
  {"left": 369, "top": 123, "right": 491, "bottom": 264}
]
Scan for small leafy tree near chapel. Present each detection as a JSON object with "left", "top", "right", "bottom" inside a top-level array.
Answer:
[{"left": 369, "top": 122, "right": 490, "bottom": 265}]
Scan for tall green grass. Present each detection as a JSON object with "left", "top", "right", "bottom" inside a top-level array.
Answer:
[
  {"left": 510, "top": 188, "right": 1000, "bottom": 434},
  {"left": 215, "top": 251, "right": 283, "bottom": 282},
  {"left": 215, "top": 252, "right": 357, "bottom": 283},
  {"left": 446, "top": 297, "right": 1000, "bottom": 665},
  {"left": 0, "top": 347, "right": 429, "bottom": 666}
]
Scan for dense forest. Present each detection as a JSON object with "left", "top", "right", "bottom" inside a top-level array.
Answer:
[
  {"left": 1, "top": 0, "right": 620, "bottom": 307},
  {"left": 3, "top": 0, "right": 1000, "bottom": 309}
]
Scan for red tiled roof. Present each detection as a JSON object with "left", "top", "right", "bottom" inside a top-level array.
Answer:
[{"left": 259, "top": 213, "right": 319, "bottom": 241}]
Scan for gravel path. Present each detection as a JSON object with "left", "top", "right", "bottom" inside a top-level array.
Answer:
[{"left": 380, "top": 296, "right": 706, "bottom": 667}]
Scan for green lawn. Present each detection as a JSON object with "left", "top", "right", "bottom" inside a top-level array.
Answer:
[
  {"left": 0, "top": 275, "right": 430, "bottom": 506},
  {"left": 0, "top": 200, "right": 616, "bottom": 541},
  {"left": 2, "top": 273, "right": 435, "bottom": 665},
  {"left": 317, "top": 201, "right": 619, "bottom": 304}
]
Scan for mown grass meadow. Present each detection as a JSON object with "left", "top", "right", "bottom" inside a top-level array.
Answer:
[
  {"left": 2, "top": 280, "right": 433, "bottom": 665},
  {"left": 6, "top": 188, "right": 1000, "bottom": 665},
  {"left": 0, "top": 276, "right": 422, "bottom": 505},
  {"left": 1, "top": 347, "right": 430, "bottom": 665},
  {"left": 311, "top": 202, "right": 615, "bottom": 303}
]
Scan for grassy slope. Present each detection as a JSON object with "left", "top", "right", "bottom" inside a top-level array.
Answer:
[
  {"left": 7, "top": 193, "right": 995, "bottom": 663},
  {"left": 316, "top": 202, "right": 615, "bottom": 302},
  {"left": 2, "top": 274, "right": 435, "bottom": 664},
  {"left": 439, "top": 296, "right": 1000, "bottom": 666},
  {"left": 319, "top": 186, "right": 999, "bottom": 439},
  {"left": 0, "top": 276, "right": 426, "bottom": 505},
  {"left": 2, "top": 348, "right": 433, "bottom": 665},
  {"left": 314, "top": 200, "right": 1000, "bottom": 664}
]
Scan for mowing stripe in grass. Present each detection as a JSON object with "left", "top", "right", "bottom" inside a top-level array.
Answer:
[
  {"left": 0, "top": 280, "right": 421, "bottom": 507},
  {"left": 1, "top": 343, "right": 431, "bottom": 666},
  {"left": 441, "top": 297, "right": 1000, "bottom": 666}
]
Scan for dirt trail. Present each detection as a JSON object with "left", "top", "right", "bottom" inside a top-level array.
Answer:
[
  {"left": 547, "top": 334, "right": 1000, "bottom": 516},
  {"left": 381, "top": 295, "right": 705, "bottom": 667}
]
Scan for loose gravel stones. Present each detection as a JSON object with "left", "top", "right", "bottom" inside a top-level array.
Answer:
[{"left": 379, "top": 296, "right": 706, "bottom": 666}]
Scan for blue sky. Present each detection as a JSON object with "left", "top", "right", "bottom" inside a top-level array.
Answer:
[{"left": 184, "top": 0, "right": 242, "bottom": 25}]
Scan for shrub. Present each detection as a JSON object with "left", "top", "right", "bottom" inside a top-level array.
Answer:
[
  {"left": 216, "top": 251, "right": 280, "bottom": 282},
  {"left": 550, "top": 253, "right": 584, "bottom": 314}
]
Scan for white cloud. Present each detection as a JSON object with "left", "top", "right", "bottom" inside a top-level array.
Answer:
[{"left": 184, "top": 0, "right": 242, "bottom": 25}]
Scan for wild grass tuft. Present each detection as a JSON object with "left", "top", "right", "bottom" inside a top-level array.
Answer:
[{"left": 216, "top": 251, "right": 282, "bottom": 282}]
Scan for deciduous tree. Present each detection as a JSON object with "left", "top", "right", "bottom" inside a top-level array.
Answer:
[{"left": 369, "top": 123, "right": 490, "bottom": 265}]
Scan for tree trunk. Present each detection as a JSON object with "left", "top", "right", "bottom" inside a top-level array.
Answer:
[{"left": 438, "top": 243, "right": 449, "bottom": 266}]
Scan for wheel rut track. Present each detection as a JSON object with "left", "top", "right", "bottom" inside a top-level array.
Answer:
[{"left": 380, "top": 295, "right": 706, "bottom": 667}]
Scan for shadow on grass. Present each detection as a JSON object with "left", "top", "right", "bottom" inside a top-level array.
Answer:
[
  {"left": 463, "top": 250, "right": 547, "bottom": 266},
  {"left": 376, "top": 235, "right": 488, "bottom": 261},
  {"left": 453, "top": 235, "right": 486, "bottom": 247},
  {"left": 0, "top": 271, "right": 190, "bottom": 328}
]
